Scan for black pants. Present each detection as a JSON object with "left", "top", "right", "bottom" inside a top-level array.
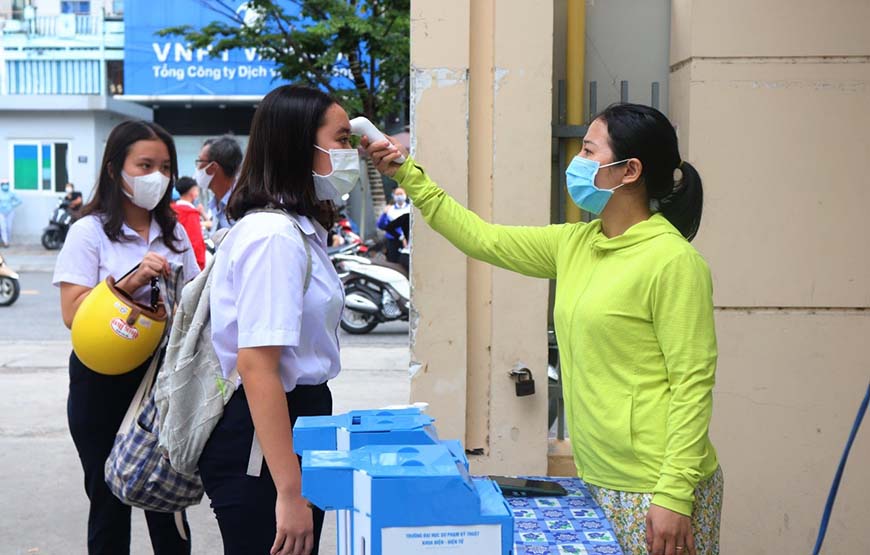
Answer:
[
  {"left": 67, "top": 352, "right": 191, "bottom": 555},
  {"left": 199, "top": 383, "right": 333, "bottom": 555},
  {"left": 386, "top": 237, "right": 403, "bottom": 263}
]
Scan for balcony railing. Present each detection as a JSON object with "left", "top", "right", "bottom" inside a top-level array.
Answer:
[{"left": 0, "top": 14, "right": 108, "bottom": 37}]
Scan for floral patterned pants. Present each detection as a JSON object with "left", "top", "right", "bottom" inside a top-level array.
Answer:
[{"left": 586, "top": 467, "right": 724, "bottom": 555}]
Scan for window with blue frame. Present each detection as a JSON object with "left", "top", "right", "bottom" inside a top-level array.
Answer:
[
  {"left": 11, "top": 142, "right": 70, "bottom": 192},
  {"left": 61, "top": 1, "right": 91, "bottom": 15}
]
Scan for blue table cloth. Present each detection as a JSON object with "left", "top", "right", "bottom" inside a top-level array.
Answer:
[{"left": 508, "top": 477, "right": 624, "bottom": 555}]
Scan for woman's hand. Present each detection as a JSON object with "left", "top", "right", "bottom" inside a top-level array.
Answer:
[
  {"left": 271, "top": 492, "right": 314, "bottom": 555},
  {"left": 645, "top": 504, "right": 695, "bottom": 555},
  {"left": 361, "top": 136, "right": 408, "bottom": 178},
  {"left": 120, "top": 252, "right": 169, "bottom": 293}
]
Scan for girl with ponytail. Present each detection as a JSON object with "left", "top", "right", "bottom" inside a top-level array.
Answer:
[{"left": 366, "top": 102, "right": 723, "bottom": 555}]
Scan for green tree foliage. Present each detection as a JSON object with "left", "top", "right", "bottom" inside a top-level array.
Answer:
[{"left": 159, "top": 0, "right": 409, "bottom": 125}]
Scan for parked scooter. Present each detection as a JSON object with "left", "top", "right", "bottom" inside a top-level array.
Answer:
[
  {"left": 340, "top": 257, "right": 410, "bottom": 334},
  {"left": 329, "top": 241, "right": 373, "bottom": 274},
  {"left": 0, "top": 253, "right": 20, "bottom": 307},
  {"left": 42, "top": 197, "right": 76, "bottom": 250}
]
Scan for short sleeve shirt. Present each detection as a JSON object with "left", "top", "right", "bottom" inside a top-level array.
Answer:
[
  {"left": 208, "top": 188, "right": 233, "bottom": 235},
  {"left": 209, "top": 212, "right": 344, "bottom": 392},
  {"left": 52, "top": 214, "right": 200, "bottom": 303}
]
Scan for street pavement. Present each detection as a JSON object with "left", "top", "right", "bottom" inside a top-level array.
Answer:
[{"left": 0, "top": 247, "right": 411, "bottom": 554}]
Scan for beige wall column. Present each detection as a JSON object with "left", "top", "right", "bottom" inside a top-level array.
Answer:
[
  {"left": 670, "top": 1, "right": 870, "bottom": 553},
  {"left": 409, "top": 1, "right": 553, "bottom": 474}
]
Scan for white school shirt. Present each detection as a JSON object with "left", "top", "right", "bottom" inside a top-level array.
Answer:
[
  {"left": 53, "top": 214, "right": 200, "bottom": 303},
  {"left": 209, "top": 212, "right": 344, "bottom": 392}
]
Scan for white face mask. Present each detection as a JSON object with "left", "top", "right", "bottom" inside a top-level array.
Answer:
[
  {"left": 312, "top": 145, "right": 360, "bottom": 202},
  {"left": 121, "top": 170, "right": 171, "bottom": 211},
  {"left": 194, "top": 163, "right": 214, "bottom": 191}
]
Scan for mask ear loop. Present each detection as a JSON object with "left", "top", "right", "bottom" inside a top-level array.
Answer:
[{"left": 313, "top": 145, "right": 335, "bottom": 177}]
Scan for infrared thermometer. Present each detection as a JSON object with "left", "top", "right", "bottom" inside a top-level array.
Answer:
[{"left": 349, "top": 117, "right": 406, "bottom": 164}]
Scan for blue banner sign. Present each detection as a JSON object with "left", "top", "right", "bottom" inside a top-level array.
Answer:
[{"left": 124, "top": 1, "right": 295, "bottom": 96}]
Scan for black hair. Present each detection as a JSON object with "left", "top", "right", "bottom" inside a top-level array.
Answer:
[
  {"left": 175, "top": 176, "right": 197, "bottom": 196},
  {"left": 228, "top": 85, "right": 338, "bottom": 228},
  {"left": 596, "top": 103, "right": 703, "bottom": 241},
  {"left": 81, "top": 120, "right": 183, "bottom": 253},
  {"left": 203, "top": 135, "right": 243, "bottom": 178}
]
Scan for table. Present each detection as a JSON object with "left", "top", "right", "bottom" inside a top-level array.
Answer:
[{"left": 508, "top": 477, "right": 624, "bottom": 555}]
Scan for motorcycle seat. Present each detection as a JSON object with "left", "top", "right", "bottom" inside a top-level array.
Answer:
[{"left": 371, "top": 260, "right": 409, "bottom": 279}]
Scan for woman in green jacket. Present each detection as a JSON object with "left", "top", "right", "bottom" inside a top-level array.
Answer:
[{"left": 364, "top": 103, "right": 722, "bottom": 555}]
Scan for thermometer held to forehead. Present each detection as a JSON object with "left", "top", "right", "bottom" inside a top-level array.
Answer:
[{"left": 350, "top": 117, "right": 406, "bottom": 164}]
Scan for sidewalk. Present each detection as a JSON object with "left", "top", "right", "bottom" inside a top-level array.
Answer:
[
  {"left": 0, "top": 244, "right": 58, "bottom": 273},
  {"left": 0, "top": 339, "right": 411, "bottom": 554}
]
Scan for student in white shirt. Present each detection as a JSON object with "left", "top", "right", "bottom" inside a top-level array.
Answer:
[
  {"left": 53, "top": 120, "right": 199, "bottom": 554},
  {"left": 198, "top": 85, "right": 352, "bottom": 555}
]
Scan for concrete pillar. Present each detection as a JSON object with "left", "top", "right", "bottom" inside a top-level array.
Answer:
[
  {"left": 409, "top": 1, "right": 553, "bottom": 474},
  {"left": 670, "top": 1, "right": 870, "bottom": 553}
]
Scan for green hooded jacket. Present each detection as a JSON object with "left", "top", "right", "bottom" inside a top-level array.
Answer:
[{"left": 395, "top": 158, "right": 719, "bottom": 516}]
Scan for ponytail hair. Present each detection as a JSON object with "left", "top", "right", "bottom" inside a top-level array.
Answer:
[
  {"left": 596, "top": 103, "right": 704, "bottom": 241},
  {"left": 658, "top": 160, "right": 703, "bottom": 242}
]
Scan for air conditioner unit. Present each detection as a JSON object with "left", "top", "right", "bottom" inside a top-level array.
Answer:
[{"left": 57, "top": 14, "right": 76, "bottom": 38}]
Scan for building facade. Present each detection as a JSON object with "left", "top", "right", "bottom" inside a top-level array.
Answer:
[
  {"left": 409, "top": 1, "right": 869, "bottom": 554},
  {"left": 1, "top": 0, "right": 383, "bottom": 243},
  {"left": 0, "top": 0, "right": 138, "bottom": 242}
]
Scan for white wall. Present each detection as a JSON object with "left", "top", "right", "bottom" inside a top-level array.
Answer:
[
  {"left": 0, "top": 111, "right": 98, "bottom": 242},
  {"left": 669, "top": 1, "right": 870, "bottom": 552}
]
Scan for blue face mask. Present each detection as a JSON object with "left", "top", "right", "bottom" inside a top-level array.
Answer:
[{"left": 566, "top": 157, "right": 629, "bottom": 215}]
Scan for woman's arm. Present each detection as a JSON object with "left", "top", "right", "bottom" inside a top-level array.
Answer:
[
  {"left": 367, "top": 140, "right": 567, "bottom": 280},
  {"left": 376, "top": 211, "right": 390, "bottom": 231},
  {"left": 59, "top": 251, "right": 170, "bottom": 328},
  {"left": 54, "top": 219, "right": 100, "bottom": 328},
  {"left": 60, "top": 284, "right": 93, "bottom": 329},
  {"left": 650, "top": 251, "right": 718, "bottom": 516},
  {"left": 230, "top": 224, "right": 315, "bottom": 555},
  {"left": 237, "top": 346, "right": 312, "bottom": 555}
]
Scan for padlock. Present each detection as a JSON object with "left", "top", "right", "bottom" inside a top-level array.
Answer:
[{"left": 512, "top": 368, "right": 536, "bottom": 397}]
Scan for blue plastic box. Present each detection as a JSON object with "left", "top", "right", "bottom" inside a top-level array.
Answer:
[
  {"left": 294, "top": 408, "right": 439, "bottom": 454},
  {"left": 294, "top": 409, "right": 471, "bottom": 554},
  {"left": 303, "top": 444, "right": 513, "bottom": 555}
]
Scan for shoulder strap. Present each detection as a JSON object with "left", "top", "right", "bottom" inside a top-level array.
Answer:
[
  {"left": 293, "top": 219, "right": 313, "bottom": 294},
  {"left": 211, "top": 227, "right": 230, "bottom": 249}
]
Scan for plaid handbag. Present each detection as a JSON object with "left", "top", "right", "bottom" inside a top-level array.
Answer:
[{"left": 104, "top": 265, "right": 204, "bottom": 514}]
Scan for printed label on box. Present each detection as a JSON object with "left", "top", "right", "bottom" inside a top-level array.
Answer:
[{"left": 382, "top": 524, "right": 501, "bottom": 554}]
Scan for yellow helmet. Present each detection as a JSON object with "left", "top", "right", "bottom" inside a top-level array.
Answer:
[{"left": 71, "top": 276, "right": 167, "bottom": 375}]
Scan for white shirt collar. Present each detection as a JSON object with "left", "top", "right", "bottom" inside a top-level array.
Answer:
[{"left": 120, "top": 217, "right": 162, "bottom": 244}]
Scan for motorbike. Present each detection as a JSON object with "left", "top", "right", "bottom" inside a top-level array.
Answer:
[
  {"left": 328, "top": 240, "right": 372, "bottom": 268},
  {"left": 42, "top": 197, "right": 76, "bottom": 250},
  {"left": 0, "top": 252, "right": 21, "bottom": 307},
  {"left": 339, "top": 256, "right": 410, "bottom": 334}
]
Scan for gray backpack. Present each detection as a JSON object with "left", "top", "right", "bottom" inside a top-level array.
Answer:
[{"left": 154, "top": 209, "right": 312, "bottom": 477}]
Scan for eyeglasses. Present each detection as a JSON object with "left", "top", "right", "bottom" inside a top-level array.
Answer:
[{"left": 194, "top": 159, "right": 211, "bottom": 168}]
